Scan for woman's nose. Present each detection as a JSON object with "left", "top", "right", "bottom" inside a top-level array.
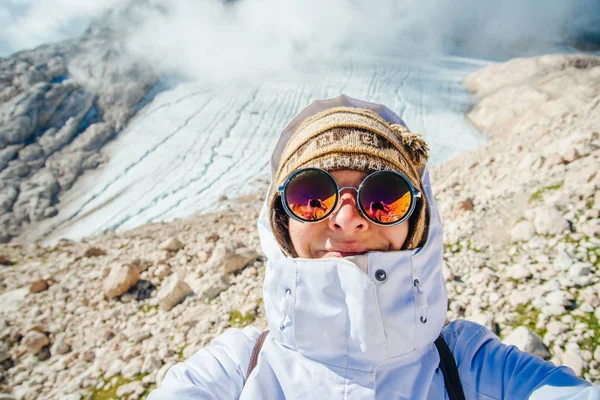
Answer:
[{"left": 328, "top": 190, "right": 369, "bottom": 232}]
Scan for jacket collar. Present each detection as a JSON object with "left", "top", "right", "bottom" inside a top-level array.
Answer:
[{"left": 258, "top": 169, "right": 447, "bottom": 371}]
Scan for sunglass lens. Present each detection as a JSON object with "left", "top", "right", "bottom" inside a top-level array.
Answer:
[
  {"left": 285, "top": 169, "right": 337, "bottom": 221},
  {"left": 359, "top": 172, "right": 413, "bottom": 224}
]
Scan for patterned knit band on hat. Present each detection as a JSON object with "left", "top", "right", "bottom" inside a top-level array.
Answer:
[{"left": 270, "top": 106, "right": 430, "bottom": 257}]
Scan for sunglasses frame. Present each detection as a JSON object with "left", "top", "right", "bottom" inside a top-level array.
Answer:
[{"left": 277, "top": 167, "right": 422, "bottom": 226}]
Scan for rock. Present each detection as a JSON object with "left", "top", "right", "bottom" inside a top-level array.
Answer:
[
  {"left": 157, "top": 275, "right": 193, "bottom": 311},
  {"left": 510, "top": 221, "right": 535, "bottom": 242},
  {"left": 102, "top": 263, "right": 140, "bottom": 298},
  {"left": 503, "top": 326, "right": 551, "bottom": 359},
  {"left": 541, "top": 304, "right": 565, "bottom": 317},
  {"left": 193, "top": 273, "right": 231, "bottom": 301},
  {"left": 545, "top": 290, "right": 573, "bottom": 307},
  {"left": 29, "top": 279, "right": 49, "bottom": 293},
  {"left": 83, "top": 246, "right": 107, "bottom": 258},
  {"left": 562, "top": 351, "right": 585, "bottom": 377},
  {"left": 122, "top": 357, "right": 143, "bottom": 379},
  {"left": 532, "top": 206, "right": 569, "bottom": 235},
  {"left": 546, "top": 320, "right": 568, "bottom": 336},
  {"left": 568, "top": 263, "right": 591, "bottom": 278},
  {"left": 22, "top": 331, "right": 49, "bottom": 354},
  {"left": 209, "top": 243, "right": 258, "bottom": 274},
  {"left": 154, "top": 264, "right": 173, "bottom": 280},
  {"left": 141, "top": 355, "right": 162, "bottom": 374},
  {"left": 582, "top": 223, "right": 600, "bottom": 237},
  {"left": 553, "top": 249, "right": 574, "bottom": 270},
  {"left": 506, "top": 264, "right": 532, "bottom": 280},
  {"left": 50, "top": 334, "right": 71, "bottom": 355},
  {"left": 0, "top": 255, "right": 11, "bottom": 265},
  {"left": 38, "top": 346, "right": 51, "bottom": 361},
  {"left": 0, "top": 343, "right": 10, "bottom": 362},
  {"left": 116, "top": 381, "right": 144, "bottom": 397},
  {"left": 158, "top": 238, "right": 184, "bottom": 252},
  {"left": 105, "top": 359, "right": 126, "bottom": 379},
  {"left": 454, "top": 198, "right": 474, "bottom": 213}
]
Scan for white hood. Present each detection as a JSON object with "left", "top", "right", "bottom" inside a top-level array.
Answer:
[{"left": 257, "top": 94, "right": 447, "bottom": 371}]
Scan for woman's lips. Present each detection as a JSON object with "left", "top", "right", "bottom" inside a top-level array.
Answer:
[{"left": 322, "top": 251, "right": 368, "bottom": 258}]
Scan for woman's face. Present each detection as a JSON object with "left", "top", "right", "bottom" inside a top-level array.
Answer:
[{"left": 288, "top": 170, "right": 410, "bottom": 259}]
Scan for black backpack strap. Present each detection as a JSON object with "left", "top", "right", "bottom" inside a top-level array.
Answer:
[
  {"left": 246, "top": 330, "right": 270, "bottom": 379},
  {"left": 434, "top": 335, "right": 466, "bottom": 400}
]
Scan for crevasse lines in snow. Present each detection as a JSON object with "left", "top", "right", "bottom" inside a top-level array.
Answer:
[
  {"left": 100, "top": 93, "right": 246, "bottom": 232},
  {"left": 204, "top": 85, "right": 307, "bottom": 209},
  {"left": 150, "top": 81, "right": 309, "bottom": 223},
  {"left": 92, "top": 94, "right": 234, "bottom": 233},
  {"left": 135, "top": 86, "right": 211, "bottom": 120},
  {"left": 120, "top": 88, "right": 263, "bottom": 228},
  {"left": 145, "top": 87, "right": 290, "bottom": 224},
  {"left": 44, "top": 98, "right": 213, "bottom": 235}
]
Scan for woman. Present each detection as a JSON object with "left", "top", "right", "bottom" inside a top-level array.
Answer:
[{"left": 148, "top": 95, "right": 599, "bottom": 399}]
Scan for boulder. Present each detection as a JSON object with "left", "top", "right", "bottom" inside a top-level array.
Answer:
[
  {"left": 141, "top": 355, "right": 162, "bottom": 374},
  {"left": 83, "top": 246, "right": 107, "bottom": 258},
  {"left": 510, "top": 221, "right": 535, "bottom": 242},
  {"left": 544, "top": 290, "right": 574, "bottom": 308},
  {"left": 102, "top": 263, "right": 140, "bottom": 298},
  {"left": 22, "top": 331, "right": 49, "bottom": 354},
  {"left": 503, "top": 326, "right": 550, "bottom": 359},
  {"left": 454, "top": 198, "right": 474, "bottom": 213},
  {"left": 506, "top": 264, "right": 532, "bottom": 280},
  {"left": 209, "top": 243, "right": 258, "bottom": 274},
  {"left": 158, "top": 237, "right": 184, "bottom": 252},
  {"left": 157, "top": 275, "right": 193, "bottom": 311},
  {"left": 532, "top": 206, "right": 569, "bottom": 236},
  {"left": 29, "top": 279, "right": 49, "bottom": 293},
  {"left": 50, "top": 334, "right": 71, "bottom": 355},
  {"left": 192, "top": 273, "right": 231, "bottom": 301},
  {"left": 121, "top": 356, "right": 143, "bottom": 379}
]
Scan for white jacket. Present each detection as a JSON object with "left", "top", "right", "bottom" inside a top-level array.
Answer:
[{"left": 148, "top": 95, "right": 599, "bottom": 399}]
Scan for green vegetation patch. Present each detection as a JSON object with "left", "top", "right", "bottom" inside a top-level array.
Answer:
[
  {"left": 529, "top": 183, "right": 564, "bottom": 203},
  {"left": 228, "top": 310, "right": 256, "bottom": 327},
  {"left": 88, "top": 374, "right": 149, "bottom": 400},
  {"left": 506, "top": 303, "right": 546, "bottom": 338}
]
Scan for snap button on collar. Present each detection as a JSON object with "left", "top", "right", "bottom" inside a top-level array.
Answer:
[{"left": 375, "top": 269, "right": 387, "bottom": 282}]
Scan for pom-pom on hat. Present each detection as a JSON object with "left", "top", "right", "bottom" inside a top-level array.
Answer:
[{"left": 269, "top": 95, "right": 430, "bottom": 257}]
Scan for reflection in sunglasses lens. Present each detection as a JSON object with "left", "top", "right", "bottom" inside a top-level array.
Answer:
[
  {"left": 359, "top": 172, "right": 412, "bottom": 224},
  {"left": 286, "top": 170, "right": 337, "bottom": 221}
]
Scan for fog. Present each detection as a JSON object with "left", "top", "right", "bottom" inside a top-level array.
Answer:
[
  {"left": 1, "top": 0, "right": 598, "bottom": 80},
  {"left": 123, "top": 0, "right": 600, "bottom": 80}
]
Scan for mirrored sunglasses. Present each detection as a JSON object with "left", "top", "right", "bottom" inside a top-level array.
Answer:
[{"left": 277, "top": 168, "right": 421, "bottom": 226}]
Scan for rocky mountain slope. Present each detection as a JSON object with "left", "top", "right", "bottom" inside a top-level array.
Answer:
[
  {"left": 0, "top": 53, "right": 599, "bottom": 399},
  {"left": 0, "top": 8, "right": 158, "bottom": 244}
]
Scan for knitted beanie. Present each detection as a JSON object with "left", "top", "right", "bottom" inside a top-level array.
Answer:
[{"left": 270, "top": 106, "right": 430, "bottom": 257}]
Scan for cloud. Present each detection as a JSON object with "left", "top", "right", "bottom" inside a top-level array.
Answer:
[
  {"left": 122, "top": 0, "right": 599, "bottom": 82},
  {"left": 0, "top": 0, "right": 127, "bottom": 57},
  {"left": 1, "top": 0, "right": 598, "bottom": 80}
]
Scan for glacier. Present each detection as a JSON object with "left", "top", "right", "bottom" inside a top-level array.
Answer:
[{"left": 22, "top": 54, "right": 489, "bottom": 243}]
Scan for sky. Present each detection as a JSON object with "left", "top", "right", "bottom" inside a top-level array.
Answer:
[{"left": 0, "top": 0, "right": 126, "bottom": 57}]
